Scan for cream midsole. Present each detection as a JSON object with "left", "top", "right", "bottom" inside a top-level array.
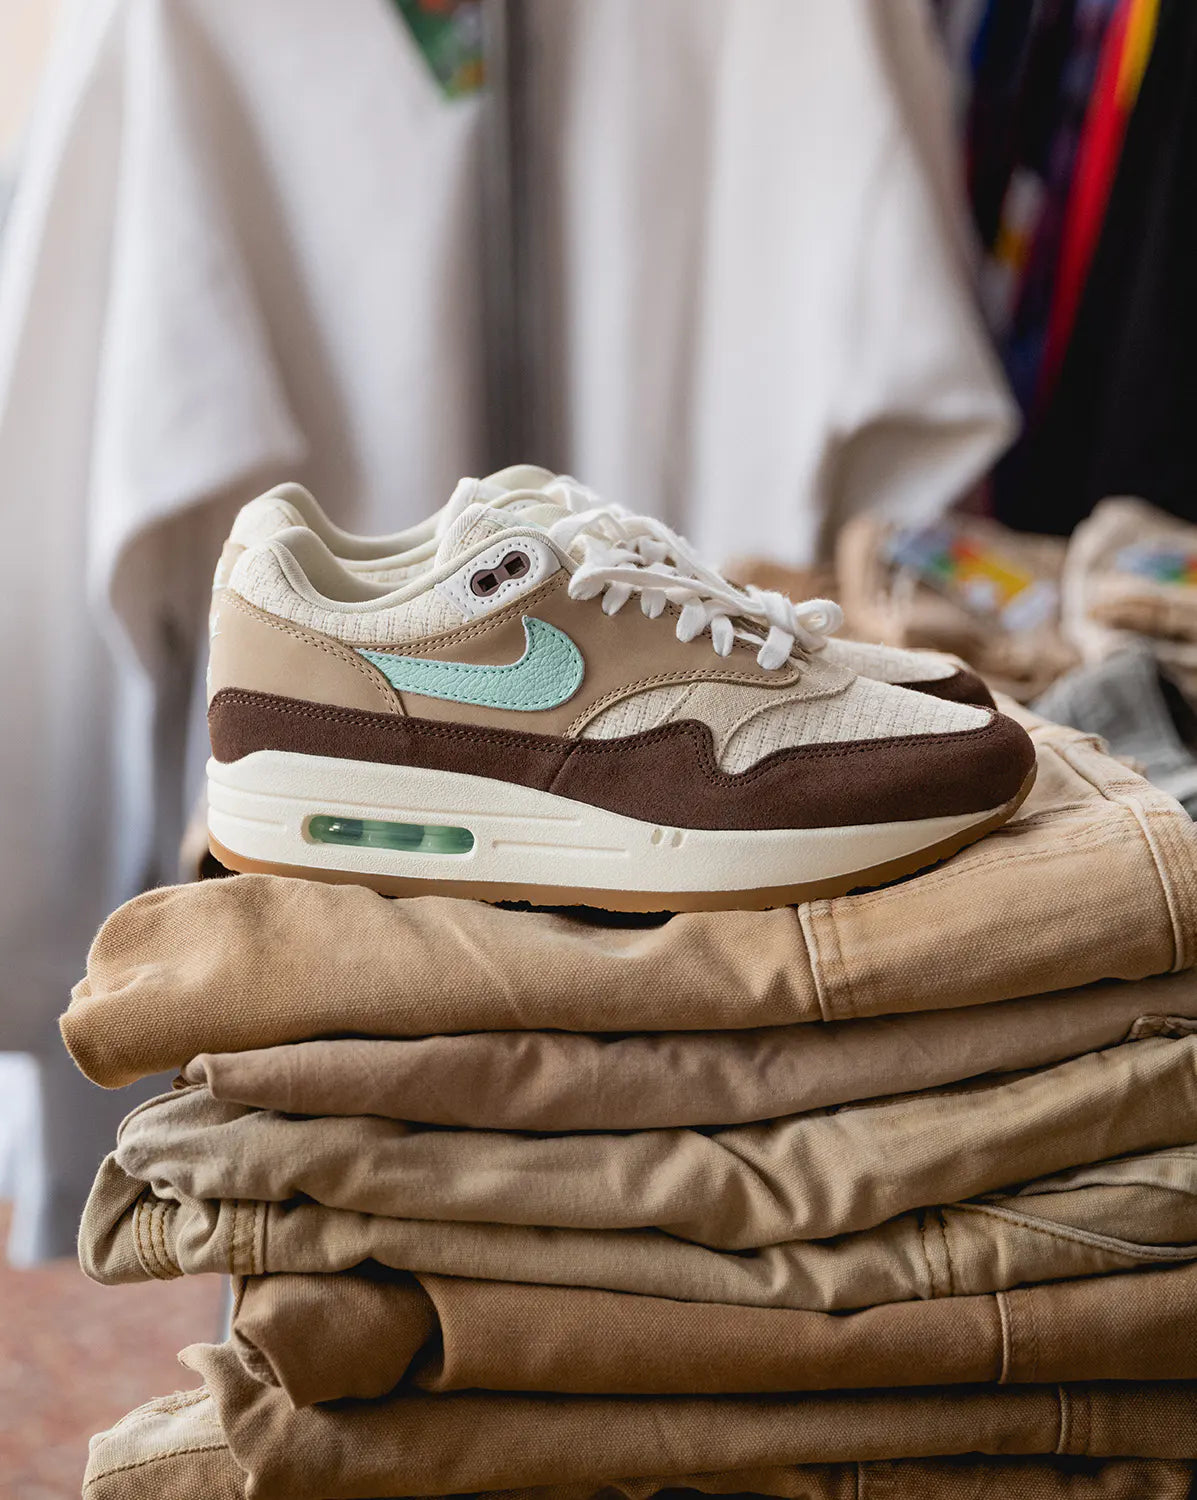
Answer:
[{"left": 207, "top": 750, "right": 1000, "bottom": 895}]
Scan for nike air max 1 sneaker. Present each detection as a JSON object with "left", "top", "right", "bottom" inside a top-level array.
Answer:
[
  {"left": 216, "top": 468, "right": 996, "bottom": 707},
  {"left": 206, "top": 487, "right": 1035, "bottom": 912}
]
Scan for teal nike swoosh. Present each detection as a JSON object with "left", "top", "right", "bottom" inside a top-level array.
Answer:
[{"left": 359, "top": 616, "right": 584, "bottom": 712}]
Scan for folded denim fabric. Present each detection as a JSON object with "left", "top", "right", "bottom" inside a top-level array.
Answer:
[
  {"left": 80, "top": 1145, "right": 1197, "bottom": 1311},
  {"left": 231, "top": 1260, "right": 1197, "bottom": 1403},
  {"left": 93, "top": 1040, "right": 1197, "bottom": 1251},
  {"left": 83, "top": 1388, "right": 1197, "bottom": 1500},
  {"left": 835, "top": 515, "right": 1077, "bottom": 701},
  {"left": 181, "top": 972, "right": 1197, "bottom": 1131},
  {"left": 1035, "top": 650, "right": 1197, "bottom": 819},
  {"left": 61, "top": 714, "right": 1197, "bottom": 1090},
  {"left": 1063, "top": 498, "right": 1197, "bottom": 698},
  {"left": 185, "top": 1344, "right": 1197, "bottom": 1497}
]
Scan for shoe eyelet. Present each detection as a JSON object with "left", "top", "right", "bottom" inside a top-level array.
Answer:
[{"left": 470, "top": 550, "right": 532, "bottom": 597}]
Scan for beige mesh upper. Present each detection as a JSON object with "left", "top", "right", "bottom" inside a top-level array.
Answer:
[
  {"left": 719, "top": 676, "right": 986, "bottom": 771},
  {"left": 231, "top": 543, "right": 463, "bottom": 645},
  {"left": 224, "top": 499, "right": 993, "bottom": 772},
  {"left": 214, "top": 492, "right": 315, "bottom": 594},
  {"left": 229, "top": 494, "right": 310, "bottom": 552},
  {"left": 581, "top": 670, "right": 988, "bottom": 772},
  {"left": 222, "top": 482, "right": 971, "bottom": 691},
  {"left": 821, "top": 637, "right": 958, "bottom": 684},
  {"left": 359, "top": 557, "right": 432, "bottom": 587}
]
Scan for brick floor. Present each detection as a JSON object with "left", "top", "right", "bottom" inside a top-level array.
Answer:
[{"left": 0, "top": 1208, "right": 223, "bottom": 1500}]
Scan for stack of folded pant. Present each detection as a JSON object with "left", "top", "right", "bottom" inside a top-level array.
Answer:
[
  {"left": 64, "top": 705, "right": 1197, "bottom": 1499},
  {"left": 1062, "top": 498, "right": 1197, "bottom": 699},
  {"left": 1034, "top": 499, "right": 1197, "bottom": 818}
]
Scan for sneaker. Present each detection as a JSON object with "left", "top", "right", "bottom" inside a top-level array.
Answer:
[
  {"left": 216, "top": 469, "right": 995, "bottom": 707},
  {"left": 206, "top": 491, "right": 1036, "bottom": 912}
]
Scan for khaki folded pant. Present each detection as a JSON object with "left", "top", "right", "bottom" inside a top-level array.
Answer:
[
  {"left": 181, "top": 971, "right": 1197, "bottom": 1132},
  {"left": 1063, "top": 499, "right": 1197, "bottom": 690},
  {"left": 96, "top": 1038, "right": 1197, "bottom": 1251},
  {"left": 166, "top": 1345, "right": 1197, "bottom": 1499},
  {"left": 81, "top": 1145, "right": 1197, "bottom": 1311},
  {"left": 231, "top": 1260, "right": 1197, "bottom": 1404},
  {"left": 61, "top": 715, "right": 1197, "bottom": 1090},
  {"left": 82, "top": 1388, "right": 1197, "bottom": 1500}
]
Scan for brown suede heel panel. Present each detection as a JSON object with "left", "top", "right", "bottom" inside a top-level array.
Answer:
[
  {"left": 907, "top": 667, "right": 996, "bottom": 711},
  {"left": 209, "top": 690, "right": 1035, "bottom": 831}
]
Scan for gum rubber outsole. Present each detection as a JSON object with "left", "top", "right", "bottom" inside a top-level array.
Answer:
[{"left": 209, "top": 764, "right": 1037, "bottom": 914}]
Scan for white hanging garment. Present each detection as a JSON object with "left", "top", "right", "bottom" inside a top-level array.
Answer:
[
  {"left": 0, "top": 0, "right": 1014, "bottom": 1258},
  {"left": 524, "top": 0, "right": 1017, "bottom": 563},
  {"left": 0, "top": 0, "right": 484, "bottom": 1254}
]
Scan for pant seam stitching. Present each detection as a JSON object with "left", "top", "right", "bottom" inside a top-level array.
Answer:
[
  {"left": 86, "top": 1444, "right": 228, "bottom": 1484},
  {"left": 1056, "top": 738, "right": 1191, "bottom": 969},
  {"left": 1026, "top": 1285, "right": 1041, "bottom": 1383},
  {"left": 958, "top": 1200, "right": 1197, "bottom": 1258},
  {"left": 1057, "top": 1384, "right": 1071, "bottom": 1454},
  {"left": 797, "top": 905, "right": 833, "bottom": 1022},
  {"left": 228, "top": 1197, "right": 239, "bottom": 1278},
  {"left": 939, "top": 1209, "right": 957, "bottom": 1296},
  {"left": 995, "top": 1289, "right": 1013, "bottom": 1383},
  {"left": 917, "top": 1209, "right": 937, "bottom": 1298}
]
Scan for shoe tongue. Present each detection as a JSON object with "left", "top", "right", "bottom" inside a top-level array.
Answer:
[
  {"left": 485, "top": 463, "right": 557, "bottom": 492},
  {"left": 436, "top": 468, "right": 571, "bottom": 540},
  {"left": 434, "top": 486, "right": 579, "bottom": 574},
  {"left": 494, "top": 494, "right": 571, "bottom": 529},
  {"left": 433, "top": 502, "right": 514, "bottom": 567}
]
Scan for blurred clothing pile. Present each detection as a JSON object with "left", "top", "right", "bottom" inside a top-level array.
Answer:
[
  {"left": 0, "top": 0, "right": 1013, "bottom": 1261},
  {"left": 741, "top": 496, "right": 1197, "bottom": 821},
  {"left": 63, "top": 708, "right": 1197, "bottom": 1496},
  {"left": 936, "top": 0, "right": 1197, "bottom": 531}
]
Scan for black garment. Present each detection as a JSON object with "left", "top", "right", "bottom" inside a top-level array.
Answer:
[
  {"left": 962, "top": 0, "right": 1074, "bottom": 250},
  {"left": 1000, "top": 0, "right": 1197, "bottom": 533}
]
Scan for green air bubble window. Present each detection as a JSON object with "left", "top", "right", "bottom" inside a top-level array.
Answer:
[{"left": 307, "top": 816, "right": 474, "bottom": 855}]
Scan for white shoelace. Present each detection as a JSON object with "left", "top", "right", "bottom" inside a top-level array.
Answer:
[{"left": 541, "top": 483, "right": 842, "bottom": 672}]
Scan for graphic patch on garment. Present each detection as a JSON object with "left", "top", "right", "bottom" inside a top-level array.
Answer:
[
  {"left": 886, "top": 524, "right": 1058, "bottom": 630},
  {"left": 393, "top": 0, "right": 485, "bottom": 98},
  {"left": 1115, "top": 544, "right": 1197, "bottom": 587},
  {"left": 359, "top": 617, "right": 584, "bottom": 711}
]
